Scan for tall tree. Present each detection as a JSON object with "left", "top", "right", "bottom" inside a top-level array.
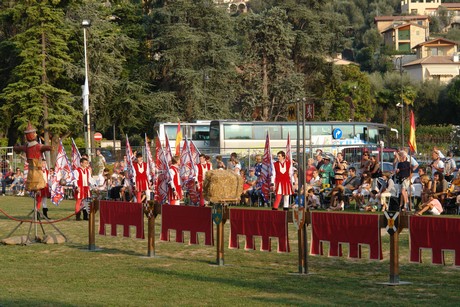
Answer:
[{"left": 0, "top": 0, "right": 77, "bottom": 154}]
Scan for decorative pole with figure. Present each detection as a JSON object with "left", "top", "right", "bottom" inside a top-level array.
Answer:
[{"left": 13, "top": 121, "right": 52, "bottom": 239}]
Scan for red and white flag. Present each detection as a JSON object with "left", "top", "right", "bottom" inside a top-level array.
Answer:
[
  {"left": 145, "top": 134, "right": 156, "bottom": 184},
  {"left": 71, "top": 138, "right": 81, "bottom": 170},
  {"left": 125, "top": 135, "right": 136, "bottom": 183},
  {"left": 260, "top": 132, "right": 274, "bottom": 203},
  {"left": 180, "top": 138, "right": 200, "bottom": 205},
  {"left": 285, "top": 132, "right": 294, "bottom": 182},
  {"left": 154, "top": 137, "right": 171, "bottom": 204},
  {"left": 51, "top": 139, "right": 73, "bottom": 206},
  {"left": 189, "top": 139, "right": 201, "bottom": 165},
  {"left": 164, "top": 132, "right": 173, "bottom": 166}
]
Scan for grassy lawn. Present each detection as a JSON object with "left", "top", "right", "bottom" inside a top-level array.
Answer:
[{"left": 0, "top": 196, "right": 459, "bottom": 306}]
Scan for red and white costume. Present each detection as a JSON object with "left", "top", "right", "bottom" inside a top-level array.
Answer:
[
  {"left": 36, "top": 168, "right": 50, "bottom": 210},
  {"left": 196, "top": 162, "right": 212, "bottom": 206},
  {"left": 133, "top": 161, "right": 149, "bottom": 202},
  {"left": 168, "top": 165, "right": 183, "bottom": 205},
  {"left": 73, "top": 166, "right": 92, "bottom": 213},
  {"left": 271, "top": 160, "right": 294, "bottom": 209}
]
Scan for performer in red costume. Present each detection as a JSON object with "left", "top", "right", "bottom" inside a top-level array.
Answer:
[
  {"left": 195, "top": 154, "right": 212, "bottom": 207},
  {"left": 133, "top": 153, "right": 149, "bottom": 203},
  {"left": 35, "top": 159, "right": 51, "bottom": 218},
  {"left": 73, "top": 157, "right": 92, "bottom": 220},
  {"left": 13, "top": 122, "right": 51, "bottom": 217},
  {"left": 168, "top": 157, "right": 182, "bottom": 205},
  {"left": 271, "top": 151, "right": 294, "bottom": 210}
]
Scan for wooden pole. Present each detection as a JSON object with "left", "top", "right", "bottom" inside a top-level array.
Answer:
[
  {"left": 297, "top": 226, "right": 304, "bottom": 273},
  {"left": 88, "top": 200, "right": 97, "bottom": 250},
  {"left": 147, "top": 214, "right": 155, "bottom": 257},
  {"left": 216, "top": 220, "right": 225, "bottom": 266},
  {"left": 389, "top": 231, "right": 399, "bottom": 283}
]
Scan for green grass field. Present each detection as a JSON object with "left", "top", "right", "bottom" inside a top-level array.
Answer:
[{"left": 0, "top": 196, "right": 459, "bottom": 306}]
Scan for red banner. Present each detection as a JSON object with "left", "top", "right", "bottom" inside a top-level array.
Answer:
[
  {"left": 160, "top": 205, "right": 213, "bottom": 245},
  {"left": 310, "top": 212, "right": 382, "bottom": 260},
  {"left": 99, "top": 201, "right": 144, "bottom": 239},
  {"left": 229, "top": 209, "right": 290, "bottom": 253},
  {"left": 410, "top": 216, "right": 460, "bottom": 266}
]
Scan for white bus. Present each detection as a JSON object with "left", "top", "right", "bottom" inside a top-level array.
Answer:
[
  {"left": 154, "top": 121, "right": 211, "bottom": 152},
  {"left": 208, "top": 120, "right": 396, "bottom": 156}
]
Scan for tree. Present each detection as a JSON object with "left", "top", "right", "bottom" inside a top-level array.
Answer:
[{"left": 0, "top": 0, "right": 77, "bottom": 158}]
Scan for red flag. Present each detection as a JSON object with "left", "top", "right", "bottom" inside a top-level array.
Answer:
[
  {"left": 409, "top": 110, "right": 417, "bottom": 153},
  {"left": 51, "top": 139, "right": 73, "bottom": 205},
  {"left": 155, "top": 137, "right": 171, "bottom": 204},
  {"left": 145, "top": 134, "right": 156, "bottom": 185},
  {"left": 71, "top": 138, "right": 81, "bottom": 170},
  {"left": 179, "top": 138, "right": 200, "bottom": 205},
  {"left": 260, "top": 132, "right": 274, "bottom": 203},
  {"left": 175, "top": 121, "right": 183, "bottom": 156},
  {"left": 125, "top": 135, "right": 136, "bottom": 183},
  {"left": 164, "top": 132, "right": 173, "bottom": 165}
]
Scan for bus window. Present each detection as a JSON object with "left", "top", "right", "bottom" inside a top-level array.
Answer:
[
  {"left": 224, "top": 124, "right": 252, "bottom": 139},
  {"left": 282, "top": 125, "right": 310, "bottom": 140},
  {"left": 368, "top": 128, "right": 379, "bottom": 144},
  {"left": 354, "top": 125, "right": 367, "bottom": 141},
  {"left": 254, "top": 125, "right": 281, "bottom": 139},
  {"left": 332, "top": 125, "right": 353, "bottom": 139},
  {"left": 165, "top": 125, "right": 178, "bottom": 139},
  {"left": 311, "top": 124, "right": 331, "bottom": 136}
]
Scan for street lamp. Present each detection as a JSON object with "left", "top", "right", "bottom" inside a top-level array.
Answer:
[
  {"left": 82, "top": 19, "right": 91, "bottom": 160},
  {"left": 396, "top": 56, "right": 404, "bottom": 148}
]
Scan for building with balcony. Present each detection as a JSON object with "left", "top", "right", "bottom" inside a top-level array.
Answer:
[
  {"left": 400, "top": 0, "right": 442, "bottom": 15},
  {"left": 382, "top": 22, "right": 428, "bottom": 52},
  {"left": 403, "top": 38, "right": 460, "bottom": 83}
]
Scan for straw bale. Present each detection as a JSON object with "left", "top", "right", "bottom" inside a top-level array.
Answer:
[{"left": 203, "top": 170, "right": 243, "bottom": 203}]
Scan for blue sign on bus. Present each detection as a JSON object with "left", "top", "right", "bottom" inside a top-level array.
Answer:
[{"left": 332, "top": 128, "right": 343, "bottom": 139}]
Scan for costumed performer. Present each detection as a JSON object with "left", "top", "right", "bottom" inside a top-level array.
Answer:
[
  {"left": 72, "top": 157, "right": 94, "bottom": 220},
  {"left": 133, "top": 152, "right": 149, "bottom": 203},
  {"left": 168, "top": 157, "right": 182, "bottom": 205},
  {"left": 195, "top": 154, "right": 212, "bottom": 207},
  {"left": 271, "top": 151, "right": 294, "bottom": 211}
]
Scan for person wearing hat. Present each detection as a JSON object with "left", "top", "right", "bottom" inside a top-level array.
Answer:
[{"left": 319, "top": 155, "right": 334, "bottom": 186}]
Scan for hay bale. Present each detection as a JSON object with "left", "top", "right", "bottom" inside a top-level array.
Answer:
[
  {"left": 203, "top": 170, "right": 243, "bottom": 203},
  {"left": 1, "top": 235, "right": 30, "bottom": 245},
  {"left": 42, "top": 234, "right": 66, "bottom": 244}
]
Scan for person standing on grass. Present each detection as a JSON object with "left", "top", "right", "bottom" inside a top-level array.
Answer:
[
  {"left": 168, "top": 157, "right": 182, "bottom": 205},
  {"left": 73, "top": 157, "right": 93, "bottom": 221},
  {"left": 195, "top": 154, "right": 212, "bottom": 207},
  {"left": 271, "top": 151, "right": 294, "bottom": 211},
  {"left": 133, "top": 153, "right": 149, "bottom": 203}
]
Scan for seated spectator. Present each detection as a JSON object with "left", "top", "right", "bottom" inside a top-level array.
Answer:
[
  {"left": 327, "top": 188, "right": 345, "bottom": 211},
  {"left": 215, "top": 155, "right": 226, "bottom": 170},
  {"left": 1, "top": 167, "right": 14, "bottom": 196},
  {"left": 342, "top": 167, "right": 360, "bottom": 195},
  {"left": 309, "top": 170, "right": 322, "bottom": 192},
  {"left": 352, "top": 171, "right": 372, "bottom": 207},
  {"left": 306, "top": 188, "right": 320, "bottom": 209},
  {"left": 362, "top": 190, "right": 379, "bottom": 212},
  {"left": 305, "top": 158, "right": 317, "bottom": 184},
  {"left": 377, "top": 172, "right": 397, "bottom": 211},
  {"left": 415, "top": 191, "right": 443, "bottom": 216},
  {"left": 427, "top": 171, "right": 449, "bottom": 204},
  {"left": 10, "top": 167, "right": 25, "bottom": 196},
  {"left": 242, "top": 168, "right": 257, "bottom": 205}
]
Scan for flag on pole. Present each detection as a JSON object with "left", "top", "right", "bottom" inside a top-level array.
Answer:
[
  {"left": 145, "top": 134, "right": 156, "bottom": 184},
  {"left": 180, "top": 138, "right": 200, "bottom": 205},
  {"left": 189, "top": 139, "right": 201, "bottom": 165},
  {"left": 164, "top": 132, "right": 173, "bottom": 165},
  {"left": 175, "top": 121, "right": 183, "bottom": 156},
  {"left": 409, "top": 110, "right": 417, "bottom": 153},
  {"left": 155, "top": 137, "right": 171, "bottom": 204},
  {"left": 125, "top": 135, "right": 136, "bottom": 183},
  {"left": 259, "top": 132, "right": 274, "bottom": 203},
  {"left": 71, "top": 138, "right": 81, "bottom": 170},
  {"left": 50, "top": 139, "right": 74, "bottom": 205}
]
